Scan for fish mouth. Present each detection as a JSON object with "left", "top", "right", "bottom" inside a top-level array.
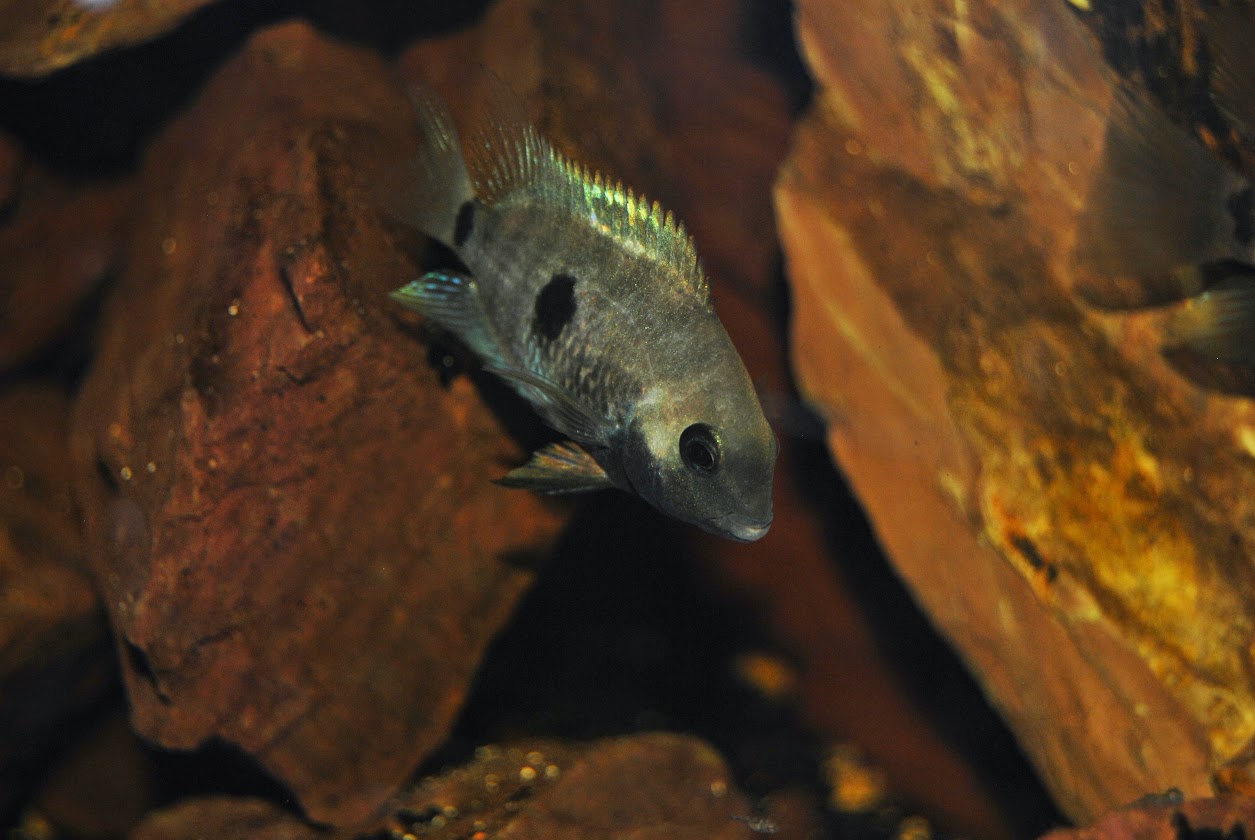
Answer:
[{"left": 716, "top": 513, "right": 772, "bottom": 543}]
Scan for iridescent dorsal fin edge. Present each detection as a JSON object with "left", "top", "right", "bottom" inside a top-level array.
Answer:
[{"left": 464, "top": 79, "right": 709, "bottom": 302}]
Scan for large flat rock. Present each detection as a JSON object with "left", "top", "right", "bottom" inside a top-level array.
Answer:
[
  {"left": 69, "top": 21, "right": 564, "bottom": 825},
  {"left": 779, "top": 0, "right": 1254, "bottom": 821}
]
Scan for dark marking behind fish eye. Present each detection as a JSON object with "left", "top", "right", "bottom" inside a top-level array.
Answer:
[
  {"left": 1228, "top": 187, "right": 1255, "bottom": 248},
  {"left": 534, "top": 273, "right": 577, "bottom": 342},
  {"left": 454, "top": 200, "right": 476, "bottom": 247},
  {"left": 680, "top": 423, "right": 720, "bottom": 474}
]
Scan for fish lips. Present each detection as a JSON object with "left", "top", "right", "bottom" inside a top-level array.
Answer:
[{"left": 713, "top": 511, "right": 773, "bottom": 543}]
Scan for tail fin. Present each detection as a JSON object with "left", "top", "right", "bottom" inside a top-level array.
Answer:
[
  {"left": 1073, "top": 86, "right": 1251, "bottom": 307},
  {"left": 375, "top": 87, "right": 476, "bottom": 247}
]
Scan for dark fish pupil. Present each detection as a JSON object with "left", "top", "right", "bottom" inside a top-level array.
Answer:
[
  {"left": 534, "top": 273, "right": 577, "bottom": 342},
  {"left": 680, "top": 423, "right": 720, "bottom": 474}
]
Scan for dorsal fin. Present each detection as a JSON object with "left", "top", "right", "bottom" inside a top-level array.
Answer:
[{"left": 464, "top": 75, "right": 709, "bottom": 302}]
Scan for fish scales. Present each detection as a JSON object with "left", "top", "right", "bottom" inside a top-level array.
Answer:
[
  {"left": 464, "top": 198, "right": 714, "bottom": 427},
  {"left": 386, "top": 82, "right": 777, "bottom": 541}
]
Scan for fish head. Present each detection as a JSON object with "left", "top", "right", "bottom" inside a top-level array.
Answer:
[{"left": 623, "top": 376, "right": 778, "bottom": 542}]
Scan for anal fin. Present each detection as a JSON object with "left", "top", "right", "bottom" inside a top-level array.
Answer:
[
  {"left": 496, "top": 440, "right": 615, "bottom": 494},
  {"left": 1165, "top": 274, "right": 1255, "bottom": 365}
]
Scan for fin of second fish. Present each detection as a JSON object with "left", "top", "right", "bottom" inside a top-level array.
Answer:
[
  {"left": 496, "top": 440, "right": 615, "bottom": 494},
  {"left": 1205, "top": 5, "right": 1255, "bottom": 141},
  {"left": 1165, "top": 274, "right": 1255, "bottom": 365},
  {"left": 391, "top": 271, "right": 504, "bottom": 363},
  {"left": 1074, "top": 86, "right": 1252, "bottom": 305}
]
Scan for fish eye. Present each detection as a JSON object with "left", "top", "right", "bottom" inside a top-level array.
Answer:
[{"left": 679, "top": 423, "right": 720, "bottom": 474}]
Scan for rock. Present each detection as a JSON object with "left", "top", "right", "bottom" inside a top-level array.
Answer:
[
  {"left": 0, "top": 386, "right": 107, "bottom": 817},
  {"left": 69, "top": 22, "right": 564, "bottom": 826},
  {"left": 779, "top": 0, "right": 1254, "bottom": 822},
  {"left": 130, "top": 796, "right": 322, "bottom": 840},
  {"left": 34, "top": 711, "right": 154, "bottom": 838},
  {"left": 0, "top": 175, "right": 133, "bottom": 373},
  {"left": 1040, "top": 796, "right": 1255, "bottom": 840},
  {"left": 377, "top": 733, "right": 762, "bottom": 840},
  {"left": 0, "top": 386, "right": 98, "bottom": 674},
  {"left": 0, "top": 0, "right": 220, "bottom": 77}
]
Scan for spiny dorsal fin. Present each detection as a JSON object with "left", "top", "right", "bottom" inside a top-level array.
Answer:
[{"left": 464, "top": 76, "right": 709, "bottom": 302}]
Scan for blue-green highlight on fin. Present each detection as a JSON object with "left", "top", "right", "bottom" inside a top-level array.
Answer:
[
  {"left": 390, "top": 271, "right": 501, "bottom": 361},
  {"left": 464, "top": 73, "right": 709, "bottom": 302},
  {"left": 496, "top": 440, "right": 614, "bottom": 494}
]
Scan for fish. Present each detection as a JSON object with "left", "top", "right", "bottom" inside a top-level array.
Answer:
[
  {"left": 382, "top": 82, "right": 777, "bottom": 542},
  {"left": 1072, "top": 21, "right": 1255, "bottom": 376}
]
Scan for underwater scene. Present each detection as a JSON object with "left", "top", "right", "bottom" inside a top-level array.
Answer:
[{"left": 1, "top": 0, "right": 1252, "bottom": 837}]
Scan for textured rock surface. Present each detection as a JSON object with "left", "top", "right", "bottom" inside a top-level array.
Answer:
[
  {"left": 779, "top": 0, "right": 1254, "bottom": 821},
  {"left": 130, "top": 796, "right": 322, "bottom": 840},
  {"left": 1041, "top": 796, "right": 1255, "bottom": 840},
  {"left": 130, "top": 735, "right": 772, "bottom": 840},
  {"left": 0, "top": 386, "right": 108, "bottom": 818},
  {"left": 0, "top": 387, "right": 98, "bottom": 676},
  {"left": 0, "top": 0, "right": 218, "bottom": 77},
  {"left": 0, "top": 176, "right": 131, "bottom": 372},
  {"left": 377, "top": 734, "right": 764, "bottom": 840},
  {"left": 69, "top": 22, "right": 563, "bottom": 825}
]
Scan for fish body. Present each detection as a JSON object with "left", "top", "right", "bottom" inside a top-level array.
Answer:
[{"left": 386, "top": 84, "right": 777, "bottom": 542}]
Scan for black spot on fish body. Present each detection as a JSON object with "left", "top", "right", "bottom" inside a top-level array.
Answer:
[
  {"left": 1228, "top": 187, "right": 1255, "bottom": 248},
  {"left": 454, "top": 199, "right": 477, "bottom": 247},
  {"left": 534, "top": 273, "right": 577, "bottom": 341}
]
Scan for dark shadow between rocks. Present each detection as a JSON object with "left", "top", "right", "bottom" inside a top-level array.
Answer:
[{"left": 0, "top": 0, "right": 494, "bottom": 177}]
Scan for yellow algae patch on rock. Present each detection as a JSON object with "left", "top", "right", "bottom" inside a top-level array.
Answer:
[{"left": 780, "top": 0, "right": 1255, "bottom": 821}]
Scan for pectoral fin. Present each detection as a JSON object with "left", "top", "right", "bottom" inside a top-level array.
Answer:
[
  {"left": 391, "top": 271, "right": 502, "bottom": 363},
  {"left": 496, "top": 440, "right": 615, "bottom": 494}
]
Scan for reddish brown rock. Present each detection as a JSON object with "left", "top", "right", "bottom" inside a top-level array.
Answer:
[
  {"left": 130, "top": 796, "right": 322, "bottom": 840},
  {"left": 779, "top": 0, "right": 1254, "bottom": 822},
  {"left": 0, "top": 386, "right": 106, "bottom": 817},
  {"left": 0, "top": 176, "right": 133, "bottom": 373},
  {"left": 69, "top": 22, "right": 564, "bottom": 825},
  {"left": 0, "top": 386, "right": 99, "bottom": 678},
  {"left": 0, "top": 0, "right": 219, "bottom": 77},
  {"left": 34, "top": 712, "right": 154, "bottom": 838},
  {"left": 378, "top": 734, "right": 766, "bottom": 840},
  {"left": 130, "top": 735, "right": 783, "bottom": 840}
]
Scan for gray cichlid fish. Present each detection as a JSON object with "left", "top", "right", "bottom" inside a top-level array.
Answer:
[
  {"left": 384, "top": 83, "right": 777, "bottom": 542},
  {"left": 1072, "top": 10, "right": 1255, "bottom": 372}
]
